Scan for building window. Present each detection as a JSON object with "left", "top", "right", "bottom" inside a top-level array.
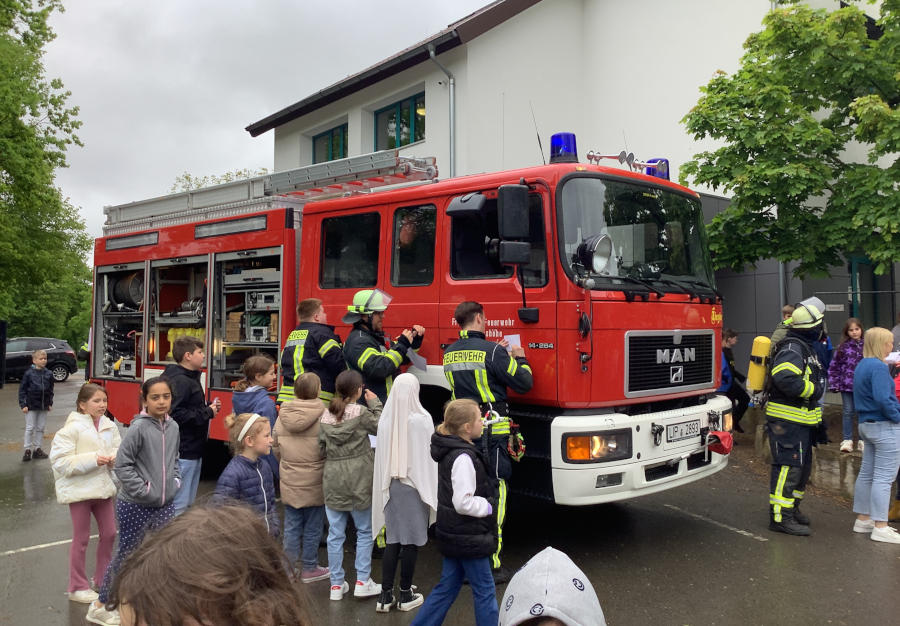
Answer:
[
  {"left": 375, "top": 93, "right": 425, "bottom": 150},
  {"left": 319, "top": 213, "right": 380, "bottom": 288},
  {"left": 391, "top": 205, "right": 436, "bottom": 286},
  {"left": 313, "top": 124, "right": 348, "bottom": 164}
]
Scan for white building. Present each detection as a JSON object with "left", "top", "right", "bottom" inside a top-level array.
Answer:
[{"left": 246, "top": 0, "right": 899, "bottom": 364}]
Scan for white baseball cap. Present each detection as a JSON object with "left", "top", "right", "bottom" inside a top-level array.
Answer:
[{"left": 499, "top": 547, "right": 606, "bottom": 626}]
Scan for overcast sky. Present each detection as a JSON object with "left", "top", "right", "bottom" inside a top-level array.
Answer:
[{"left": 43, "top": 0, "right": 488, "bottom": 239}]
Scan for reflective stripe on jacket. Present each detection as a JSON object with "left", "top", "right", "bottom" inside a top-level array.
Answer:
[
  {"left": 442, "top": 330, "right": 533, "bottom": 408},
  {"left": 277, "top": 322, "right": 346, "bottom": 403},
  {"left": 765, "top": 335, "right": 825, "bottom": 426}
]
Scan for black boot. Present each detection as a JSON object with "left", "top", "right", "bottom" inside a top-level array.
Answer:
[
  {"left": 793, "top": 501, "right": 810, "bottom": 526},
  {"left": 375, "top": 589, "right": 394, "bottom": 613},
  {"left": 769, "top": 508, "right": 810, "bottom": 536}
]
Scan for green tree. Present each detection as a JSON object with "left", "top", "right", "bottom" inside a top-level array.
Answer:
[
  {"left": 169, "top": 167, "right": 269, "bottom": 193},
  {"left": 1, "top": 0, "right": 92, "bottom": 346},
  {"left": 680, "top": 1, "right": 900, "bottom": 276}
]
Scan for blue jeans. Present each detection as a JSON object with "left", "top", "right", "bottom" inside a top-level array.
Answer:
[
  {"left": 841, "top": 392, "right": 857, "bottom": 440},
  {"left": 325, "top": 506, "right": 373, "bottom": 585},
  {"left": 853, "top": 421, "right": 900, "bottom": 521},
  {"left": 284, "top": 504, "right": 325, "bottom": 570},
  {"left": 172, "top": 458, "right": 202, "bottom": 516},
  {"left": 410, "top": 556, "right": 498, "bottom": 626}
]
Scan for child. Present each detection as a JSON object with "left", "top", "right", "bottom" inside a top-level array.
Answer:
[
  {"left": 213, "top": 412, "right": 280, "bottom": 537},
  {"left": 88, "top": 377, "right": 180, "bottom": 626},
  {"left": 107, "top": 504, "right": 311, "bottom": 626},
  {"left": 49, "top": 383, "right": 121, "bottom": 604},
  {"left": 162, "top": 336, "right": 220, "bottom": 515},
  {"left": 232, "top": 354, "right": 280, "bottom": 481},
  {"left": 828, "top": 318, "right": 865, "bottom": 452},
  {"left": 273, "top": 372, "right": 329, "bottom": 582},
  {"left": 19, "top": 349, "right": 54, "bottom": 461},
  {"left": 371, "top": 373, "right": 437, "bottom": 613},
  {"left": 319, "top": 369, "right": 383, "bottom": 601},
  {"left": 411, "top": 399, "right": 499, "bottom": 626}
]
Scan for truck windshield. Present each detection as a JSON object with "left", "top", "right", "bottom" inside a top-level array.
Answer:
[{"left": 558, "top": 176, "right": 715, "bottom": 294}]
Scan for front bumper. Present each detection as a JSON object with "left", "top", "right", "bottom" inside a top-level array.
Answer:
[{"left": 550, "top": 394, "right": 732, "bottom": 505}]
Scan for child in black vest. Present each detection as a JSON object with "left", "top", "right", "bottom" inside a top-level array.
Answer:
[{"left": 411, "top": 399, "right": 499, "bottom": 626}]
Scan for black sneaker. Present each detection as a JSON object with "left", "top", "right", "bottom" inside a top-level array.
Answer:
[
  {"left": 32, "top": 448, "right": 48, "bottom": 460},
  {"left": 375, "top": 589, "right": 394, "bottom": 613},
  {"left": 22, "top": 449, "right": 32, "bottom": 462},
  {"left": 491, "top": 566, "right": 513, "bottom": 585},
  {"left": 396, "top": 587, "right": 423, "bottom": 611}
]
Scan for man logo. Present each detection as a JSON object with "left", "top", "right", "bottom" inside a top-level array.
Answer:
[
  {"left": 657, "top": 348, "right": 695, "bottom": 364},
  {"left": 670, "top": 366, "right": 684, "bottom": 383}
]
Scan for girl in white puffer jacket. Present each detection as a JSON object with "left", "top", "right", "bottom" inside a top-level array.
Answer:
[{"left": 49, "top": 383, "right": 121, "bottom": 604}]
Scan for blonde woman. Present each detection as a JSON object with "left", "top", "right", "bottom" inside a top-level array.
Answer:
[{"left": 851, "top": 327, "right": 900, "bottom": 543}]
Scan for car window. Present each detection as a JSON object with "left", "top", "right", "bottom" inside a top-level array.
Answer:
[
  {"left": 26, "top": 339, "right": 53, "bottom": 351},
  {"left": 6, "top": 339, "right": 28, "bottom": 353}
]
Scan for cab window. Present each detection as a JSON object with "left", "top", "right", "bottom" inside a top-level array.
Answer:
[
  {"left": 391, "top": 205, "right": 435, "bottom": 286},
  {"left": 450, "top": 194, "right": 548, "bottom": 286},
  {"left": 320, "top": 213, "right": 380, "bottom": 288}
]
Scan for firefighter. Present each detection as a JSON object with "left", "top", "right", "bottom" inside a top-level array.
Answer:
[
  {"left": 442, "top": 301, "right": 533, "bottom": 583},
  {"left": 766, "top": 296, "right": 828, "bottom": 536},
  {"left": 277, "top": 298, "right": 346, "bottom": 404},
  {"left": 341, "top": 289, "right": 425, "bottom": 403}
]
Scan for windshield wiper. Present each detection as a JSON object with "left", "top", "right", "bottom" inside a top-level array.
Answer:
[
  {"left": 654, "top": 277, "right": 699, "bottom": 299},
  {"left": 602, "top": 275, "right": 665, "bottom": 299},
  {"left": 675, "top": 277, "right": 722, "bottom": 302}
]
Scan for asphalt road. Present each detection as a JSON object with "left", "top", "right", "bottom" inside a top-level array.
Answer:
[{"left": 1, "top": 375, "right": 898, "bottom": 625}]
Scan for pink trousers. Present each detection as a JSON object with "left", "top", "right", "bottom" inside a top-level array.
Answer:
[{"left": 68, "top": 498, "right": 116, "bottom": 593}]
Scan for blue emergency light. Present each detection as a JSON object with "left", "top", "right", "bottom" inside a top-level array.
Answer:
[
  {"left": 644, "top": 158, "right": 670, "bottom": 180},
  {"left": 549, "top": 132, "right": 578, "bottom": 164}
]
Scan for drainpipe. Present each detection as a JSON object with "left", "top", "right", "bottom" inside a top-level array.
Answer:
[{"left": 428, "top": 44, "right": 455, "bottom": 178}]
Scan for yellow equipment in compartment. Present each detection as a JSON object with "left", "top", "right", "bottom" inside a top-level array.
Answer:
[{"left": 746, "top": 336, "right": 772, "bottom": 394}]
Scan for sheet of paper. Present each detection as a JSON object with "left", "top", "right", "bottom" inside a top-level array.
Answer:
[
  {"left": 503, "top": 334, "right": 522, "bottom": 353},
  {"left": 368, "top": 434, "right": 377, "bottom": 448},
  {"left": 407, "top": 348, "right": 427, "bottom": 371},
  {"left": 886, "top": 351, "right": 900, "bottom": 363}
]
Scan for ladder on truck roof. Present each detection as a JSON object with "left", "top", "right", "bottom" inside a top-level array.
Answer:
[{"left": 102, "top": 150, "right": 438, "bottom": 236}]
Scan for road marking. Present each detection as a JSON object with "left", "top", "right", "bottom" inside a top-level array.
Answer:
[
  {"left": 664, "top": 504, "right": 769, "bottom": 542},
  {"left": 1, "top": 534, "right": 99, "bottom": 557}
]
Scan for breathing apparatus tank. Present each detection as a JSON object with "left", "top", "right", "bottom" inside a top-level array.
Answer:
[{"left": 746, "top": 336, "right": 772, "bottom": 397}]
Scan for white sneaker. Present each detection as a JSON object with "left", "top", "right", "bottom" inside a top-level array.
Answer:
[
  {"left": 871, "top": 525, "right": 900, "bottom": 544},
  {"left": 330, "top": 581, "right": 349, "bottom": 601},
  {"left": 839, "top": 440, "right": 853, "bottom": 452},
  {"left": 86, "top": 602, "right": 120, "bottom": 626},
  {"left": 853, "top": 518, "right": 875, "bottom": 533},
  {"left": 68, "top": 588, "right": 99, "bottom": 603},
  {"left": 857, "top": 440, "right": 864, "bottom": 452},
  {"left": 354, "top": 578, "right": 382, "bottom": 598}
]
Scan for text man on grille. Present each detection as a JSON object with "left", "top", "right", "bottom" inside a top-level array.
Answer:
[
  {"left": 277, "top": 298, "right": 347, "bottom": 405},
  {"left": 342, "top": 289, "right": 425, "bottom": 403},
  {"left": 442, "top": 301, "right": 533, "bottom": 583},
  {"left": 765, "top": 296, "right": 828, "bottom": 536}
]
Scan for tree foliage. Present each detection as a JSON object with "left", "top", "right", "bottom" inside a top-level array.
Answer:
[
  {"left": 169, "top": 167, "right": 269, "bottom": 193},
  {"left": 1, "top": 0, "right": 92, "bottom": 346},
  {"left": 681, "top": 0, "right": 900, "bottom": 276}
]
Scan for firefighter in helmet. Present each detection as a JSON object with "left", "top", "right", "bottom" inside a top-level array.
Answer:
[
  {"left": 341, "top": 289, "right": 425, "bottom": 403},
  {"left": 442, "top": 301, "right": 533, "bottom": 583},
  {"left": 766, "top": 296, "right": 828, "bottom": 536}
]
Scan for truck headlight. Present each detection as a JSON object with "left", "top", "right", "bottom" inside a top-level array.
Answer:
[{"left": 563, "top": 429, "right": 632, "bottom": 463}]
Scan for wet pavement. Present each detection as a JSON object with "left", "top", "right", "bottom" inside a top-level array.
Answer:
[{"left": 1, "top": 377, "right": 898, "bottom": 625}]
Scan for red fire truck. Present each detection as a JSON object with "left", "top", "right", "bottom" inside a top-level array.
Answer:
[{"left": 91, "top": 136, "right": 732, "bottom": 505}]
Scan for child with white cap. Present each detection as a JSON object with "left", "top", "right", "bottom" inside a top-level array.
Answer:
[{"left": 498, "top": 546, "right": 605, "bottom": 626}]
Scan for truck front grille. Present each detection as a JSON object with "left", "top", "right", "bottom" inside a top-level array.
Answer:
[{"left": 625, "top": 331, "right": 715, "bottom": 398}]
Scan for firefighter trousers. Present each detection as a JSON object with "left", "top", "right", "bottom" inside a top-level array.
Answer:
[
  {"left": 767, "top": 419, "right": 815, "bottom": 521},
  {"left": 492, "top": 478, "right": 507, "bottom": 570}
]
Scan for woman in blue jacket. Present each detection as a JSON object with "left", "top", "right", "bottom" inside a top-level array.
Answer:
[{"left": 851, "top": 327, "right": 900, "bottom": 544}]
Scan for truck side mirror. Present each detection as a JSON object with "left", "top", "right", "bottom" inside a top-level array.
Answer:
[
  {"left": 498, "top": 241, "right": 531, "bottom": 265},
  {"left": 497, "top": 184, "right": 529, "bottom": 240}
]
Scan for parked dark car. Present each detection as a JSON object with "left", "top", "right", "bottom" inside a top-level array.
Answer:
[{"left": 5, "top": 337, "right": 78, "bottom": 382}]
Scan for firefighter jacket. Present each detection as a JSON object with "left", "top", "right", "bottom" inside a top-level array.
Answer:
[
  {"left": 442, "top": 330, "right": 533, "bottom": 422},
  {"left": 343, "top": 323, "right": 423, "bottom": 403},
  {"left": 278, "top": 322, "right": 346, "bottom": 403},
  {"left": 765, "top": 331, "right": 826, "bottom": 427}
]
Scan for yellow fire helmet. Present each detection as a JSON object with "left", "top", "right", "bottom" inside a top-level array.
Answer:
[
  {"left": 342, "top": 289, "right": 393, "bottom": 324},
  {"left": 788, "top": 296, "right": 825, "bottom": 329}
]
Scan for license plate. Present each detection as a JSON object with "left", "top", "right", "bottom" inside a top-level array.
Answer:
[{"left": 667, "top": 419, "right": 700, "bottom": 443}]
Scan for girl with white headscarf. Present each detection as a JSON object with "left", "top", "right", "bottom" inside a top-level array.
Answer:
[{"left": 371, "top": 373, "right": 438, "bottom": 613}]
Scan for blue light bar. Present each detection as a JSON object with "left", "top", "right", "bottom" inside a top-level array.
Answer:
[
  {"left": 644, "top": 158, "right": 669, "bottom": 180},
  {"left": 549, "top": 132, "right": 578, "bottom": 164}
]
